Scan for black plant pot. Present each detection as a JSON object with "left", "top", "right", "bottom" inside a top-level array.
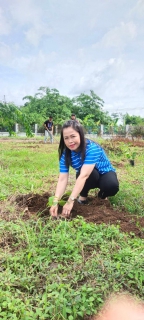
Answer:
[{"left": 129, "top": 159, "right": 135, "bottom": 166}]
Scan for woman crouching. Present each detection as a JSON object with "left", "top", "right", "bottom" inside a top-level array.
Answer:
[{"left": 49, "top": 120, "right": 119, "bottom": 218}]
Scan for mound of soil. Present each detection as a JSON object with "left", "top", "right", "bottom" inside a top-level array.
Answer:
[{"left": 14, "top": 192, "right": 144, "bottom": 238}]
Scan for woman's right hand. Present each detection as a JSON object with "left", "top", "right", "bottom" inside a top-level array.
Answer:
[{"left": 49, "top": 204, "right": 58, "bottom": 217}]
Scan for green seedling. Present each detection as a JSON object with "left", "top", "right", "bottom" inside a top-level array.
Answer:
[
  {"left": 47, "top": 192, "right": 71, "bottom": 207},
  {"left": 125, "top": 151, "right": 137, "bottom": 160}
]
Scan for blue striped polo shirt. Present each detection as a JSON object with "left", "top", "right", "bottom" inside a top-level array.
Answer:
[{"left": 60, "top": 139, "right": 115, "bottom": 174}]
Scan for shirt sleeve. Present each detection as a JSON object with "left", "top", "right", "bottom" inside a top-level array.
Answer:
[{"left": 59, "top": 153, "right": 69, "bottom": 173}]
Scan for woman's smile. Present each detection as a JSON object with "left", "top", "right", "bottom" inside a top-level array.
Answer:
[{"left": 69, "top": 143, "right": 75, "bottom": 148}]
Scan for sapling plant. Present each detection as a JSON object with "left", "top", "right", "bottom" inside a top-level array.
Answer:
[
  {"left": 48, "top": 196, "right": 66, "bottom": 207},
  {"left": 120, "top": 143, "right": 137, "bottom": 166},
  {"left": 47, "top": 192, "right": 71, "bottom": 208},
  {"left": 125, "top": 150, "right": 137, "bottom": 166}
]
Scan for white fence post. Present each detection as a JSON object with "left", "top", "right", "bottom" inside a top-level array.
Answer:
[
  {"left": 35, "top": 124, "right": 38, "bottom": 135},
  {"left": 126, "top": 124, "right": 129, "bottom": 137},
  {"left": 15, "top": 123, "right": 19, "bottom": 134},
  {"left": 100, "top": 124, "right": 103, "bottom": 137},
  {"left": 55, "top": 125, "right": 58, "bottom": 135}
]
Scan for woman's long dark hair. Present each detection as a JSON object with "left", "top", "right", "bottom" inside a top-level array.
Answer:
[{"left": 58, "top": 120, "right": 86, "bottom": 168}]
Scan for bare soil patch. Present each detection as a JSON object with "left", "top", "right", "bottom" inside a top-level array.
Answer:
[
  {"left": 0, "top": 138, "right": 59, "bottom": 144},
  {"left": 0, "top": 137, "right": 144, "bottom": 147},
  {"left": 111, "top": 137, "right": 144, "bottom": 147},
  {"left": 1, "top": 192, "right": 143, "bottom": 238}
]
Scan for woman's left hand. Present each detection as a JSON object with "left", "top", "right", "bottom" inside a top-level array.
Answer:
[{"left": 62, "top": 201, "right": 74, "bottom": 217}]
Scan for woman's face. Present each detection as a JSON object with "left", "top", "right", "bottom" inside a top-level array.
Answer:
[{"left": 63, "top": 127, "right": 80, "bottom": 151}]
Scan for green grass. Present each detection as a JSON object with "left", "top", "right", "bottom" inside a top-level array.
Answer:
[
  {"left": 108, "top": 146, "right": 144, "bottom": 216},
  {"left": 0, "top": 218, "right": 144, "bottom": 319},
  {"left": 0, "top": 138, "right": 144, "bottom": 319},
  {"left": 0, "top": 143, "right": 59, "bottom": 199}
]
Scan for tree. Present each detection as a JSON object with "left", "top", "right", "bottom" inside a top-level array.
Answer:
[
  {"left": 71, "top": 90, "right": 112, "bottom": 125},
  {"left": 0, "top": 102, "right": 33, "bottom": 137},
  {"left": 0, "top": 102, "right": 19, "bottom": 136},
  {"left": 124, "top": 113, "right": 144, "bottom": 125},
  {"left": 72, "top": 90, "right": 104, "bottom": 120},
  {"left": 22, "top": 87, "right": 73, "bottom": 125},
  {"left": 21, "top": 88, "right": 115, "bottom": 128}
]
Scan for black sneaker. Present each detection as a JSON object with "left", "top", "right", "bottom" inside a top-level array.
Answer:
[{"left": 77, "top": 199, "right": 88, "bottom": 205}]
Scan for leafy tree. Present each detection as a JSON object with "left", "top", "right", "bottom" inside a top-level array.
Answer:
[
  {"left": 0, "top": 102, "right": 33, "bottom": 137},
  {"left": 0, "top": 102, "right": 19, "bottom": 136},
  {"left": 2, "top": 88, "right": 144, "bottom": 138},
  {"left": 22, "top": 95, "right": 47, "bottom": 120},
  {"left": 72, "top": 90, "right": 104, "bottom": 121},
  {"left": 98, "top": 111, "right": 112, "bottom": 125},
  {"left": 72, "top": 90, "right": 112, "bottom": 125},
  {"left": 21, "top": 88, "right": 114, "bottom": 127},
  {"left": 82, "top": 115, "right": 100, "bottom": 133},
  {"left": 22, "top": 87, "right": 73, "bottom": 125},
  {"left": 124, "top": 113, "right": 144, "bottom": 125}
]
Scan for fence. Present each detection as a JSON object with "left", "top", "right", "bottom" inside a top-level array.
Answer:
[{"left": 0, "top": 124, "right": 143, "bottom": 139}]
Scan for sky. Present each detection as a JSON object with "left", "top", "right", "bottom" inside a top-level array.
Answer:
[{"left": 0, "top": 0, "right": 144, "bottom": 117}]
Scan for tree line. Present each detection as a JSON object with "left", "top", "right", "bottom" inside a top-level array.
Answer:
[{"left": 0, "top": 87, "right": 144, "bottom": 136}]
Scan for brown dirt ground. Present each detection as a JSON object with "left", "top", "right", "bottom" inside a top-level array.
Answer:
[
  {"left": 0, "top": 136, "right": 144, "bottom": 147},
  {"left": 111, "top": 137, "right": 144, "bottom": 147},
  {"left": 2, "top": 192, "right": 143, "bottom": 239}
]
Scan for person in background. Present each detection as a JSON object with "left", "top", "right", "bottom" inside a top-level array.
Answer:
[
  {"left": 71, "top": 113, "right": 76, "bottom": 120},
  {"left": 49, "top": 120, "right": 119, "bottom": 218},
  {"left": 71, "top": 113, "right": 79, "bottom": 123},
  {"left": 43, "top": 116, "right": 53, "bottom": 144}
]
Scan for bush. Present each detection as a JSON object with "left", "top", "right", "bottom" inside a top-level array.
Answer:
[{"left": 130, "top": 125, "right": 144, "bottom": 139}]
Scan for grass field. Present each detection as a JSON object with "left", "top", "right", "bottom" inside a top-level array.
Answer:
[{"left": 0, "top": 137, "right": 144, "bottom": 320}]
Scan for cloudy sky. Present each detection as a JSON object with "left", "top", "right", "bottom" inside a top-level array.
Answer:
[{"left": 0, "top": 0, "right": 144, "bottom": 117}]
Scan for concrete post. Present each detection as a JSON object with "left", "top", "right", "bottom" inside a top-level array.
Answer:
[
  {"left": 15, "top": 123, "right": 19, "bottom": 133},
  {"left": 55, "top": 125, "right": 58, "bottom": 135},
  {"left": 126, "top": 124, "right": 129, "bottom": 137},
  {"left": 100, "top": 124, "right": 103, "bottom": 137},
  {"left": 35, "top": 124, "right": 38, "bottom": 135}
]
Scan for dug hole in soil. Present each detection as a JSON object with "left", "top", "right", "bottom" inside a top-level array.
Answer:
[{"left": 14, "top": 192, "right": 144, "bottom": 238}]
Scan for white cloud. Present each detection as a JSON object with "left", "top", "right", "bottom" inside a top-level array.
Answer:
[
  {"left": 130, "top": 0, "right": 144, "bottom": 19},
  {"left": 9, "top": 0, "right": 42, "bottom": 26},
  {"left": 0, "top": 42, "right": 12, "bottom": 61},
  {"left": 10, "top": 51, "right": 57, "bottom": 74},
  {"left": 9, "top": 0, "right": 52, "bottom": 45},
  {"left": 24, "top": 24, "right": 52, "bottom": 46},
  {"left": 0, "top": 7, "right": 11, "bottom": 35},
  {"left": 95, "top": 21, "right": 137, "bottom": 49}
]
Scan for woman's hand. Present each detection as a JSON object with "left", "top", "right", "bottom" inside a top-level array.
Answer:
[
  {"left": 49, "top": 204, "right": 58, "bottom": 217},
  {"left": 61, "top": 200, "right": 74, "bottom": 217}
]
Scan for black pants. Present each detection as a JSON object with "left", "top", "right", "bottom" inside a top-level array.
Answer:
[{"left": 76, "top": 168, "right": 119, "bottom": 199}]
